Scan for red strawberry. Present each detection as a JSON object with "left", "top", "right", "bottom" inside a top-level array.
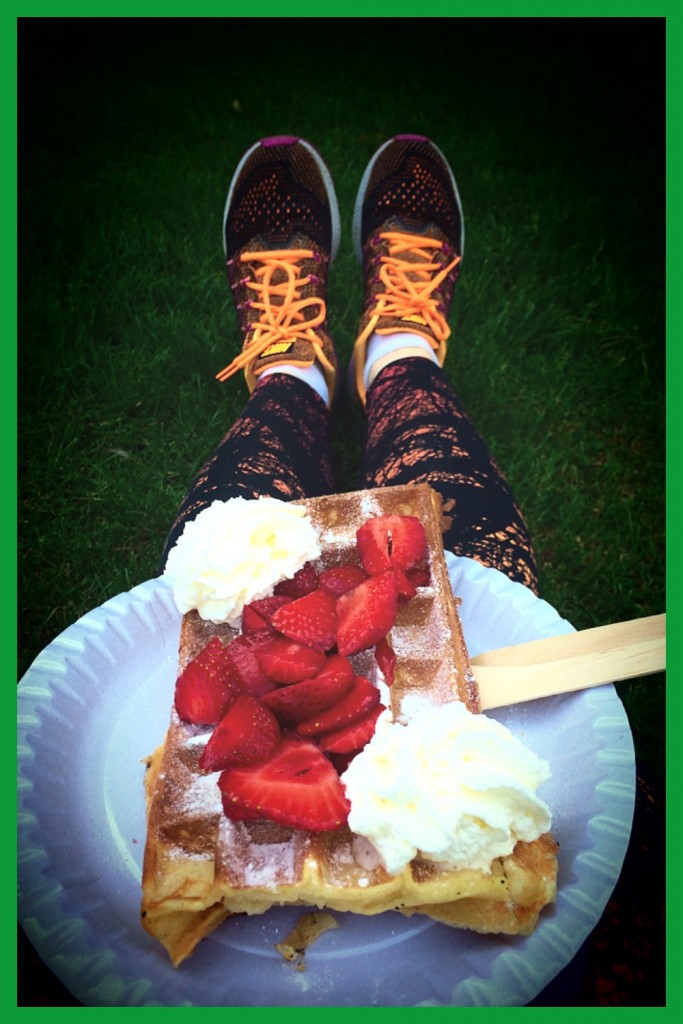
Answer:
[
  {"left": 242, "top": 595, "right": 292, "bottom": 633},
  {"left": 407, "top": 565, "right": 431, "bottom": 588},
  {"left": 218, "top": 733, "right": 350, "bottom": 831},
  {"left": 241, "top": 604, "right": 271, "bottom": 633},
  {"left": 270, "top": 588, "right": 338, "bottom": 651},
  {"left": 393, "top": 567, "right": 418, "bottom": 602},
  {"left": 374, "top": 635, "right": 396, "bottom": 686},
  {"left": 296, "top": 674, "right": 380, "bottom": 737},
  {"left": 174, "top": 636, "right": 243, "bottom": 725},
  {"left": 257, "top": 638, "right": 327, "bottom": 685},
  {"left": 274, "top": 562, "right": 319, "bottom": 598},
  {"left": 336, "top": 570, "right": 398, "bottom": 656},
  {"left": 356, "top": 515, "right": 428, "bottom": 576},
  {"left": 260, "top": 656, "right": 354, "bottom": 724},
  {"left": 220, "top": 800, "right": 262, "bottom": 821},
  {"left": 327, "top": 751, "right": 357, "bottom": 775},
  {"left": 318, "top": 704, "right": 385, "bottom": 755},
  {"left": 312, "top": 652, "right": 355, "bottom": 689},
  {"left": 318, "top": 564, "right": 367, "bottom": 596},
  {"left": 225, "top": 630, "right": 277, "bottom": 697},
  {"left": 199, "top": 693, "right": 281, "bottom": 772}
]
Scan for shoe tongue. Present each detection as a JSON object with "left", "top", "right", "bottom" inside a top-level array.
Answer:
[
  {"left": 246, "top": 229, "right": 318, "bottom": 254},
  {"left": 364, "top": 216, "right": 446, "bottom": 256},
  {"left": 245, "top": 231, "right": 292, "bottom": 252},
  {"left": 387, "top": 214, "right": 445, "bottom": 242}
]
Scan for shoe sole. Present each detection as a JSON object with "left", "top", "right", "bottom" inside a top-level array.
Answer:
[
  {"left": 222, "top": 136, "right": 341, "bottom": 262},
  {"left": 351, "top": 133, "right": 465, "bottom": 263}
]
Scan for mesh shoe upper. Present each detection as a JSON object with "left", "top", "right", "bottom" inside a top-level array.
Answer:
[
  {"left": 353, "top": 134, "right": 464, "bottom": 257},
  {"left": 351, "top": 135, "right": 464, "bottom": 404},
  {"left": 224, "top": 136, "right": 339, "bottom": 258},
  {"left": 218, "top": 137, "right": 340, "bottom": 401}
]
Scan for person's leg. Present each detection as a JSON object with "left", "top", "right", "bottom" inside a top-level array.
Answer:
[
  {"left": 360, "top": 357, "right": 539, "bottom": 592},
  {"left": 160, "top": 373, "right": 335, "bottom": 566},
  {"left": 350, "top": 134, "right": 538, "bottom": 592},
  {"left": 161, "top": 135, "right": 340, "bottom": 568}
]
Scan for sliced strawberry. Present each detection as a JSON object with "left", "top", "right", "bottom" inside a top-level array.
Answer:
[
  {"left": 313, "top": 652, "right": 355, "bottom": 690},
  {"left": 260, "top": 657, "right": 354, "bottom": 724},
  {"left": 355, "top": 519, "right": 390, "bottom": 576},
  {"left": 225, "top": 630, "right": 278, "bottom": 697},
  {"left": 407, "top": 565, "right": 431, "bottom": 588},
  {"left": 336, "top": 570, "right": 398, "bottom": 656},
  {"left": 199, "top": 693, "right": 281, "bottom": 772},
  {"left": 374, "top": 634, "right": 396, "bottom": 686},
  {"left": 327, "top": 751, "right": 357, "bottom": 775},
  {"left": 241, "top": 604, "right": 270, "bottom": 633},
  {"left": 174, "top": 636, "right": 243, "bottom": 725},
  {"left": 218, "top": 733, "right": 350, "bottom": 831},
  {"left": 242, "top": 595, "right": 292, "bottom": 633},
  {"left": 220, "top": 799, "right": 262, "bottom": 821},
  {"left": 318, "top": 703, "right": 385, "bottom": 754},
  {"left": 274, "top": 562, "right": 319, "bottom": 598},
  {"left": 393, "top": 567, "right": 417, "bottom": 602},
  {"left": 318, "top": 564, "right": 367, "bottom": 596},
  {"left": 296, "top": 674, "right": 380, "bottom": 737},
  {"left": 257, "top": 638, "right": 327, "bottom": 685},
  {"left": 356, "top": 515, "right": 428, "bottom": 576},
  {"left": 270, "top": 588, "right": 338, "bottom": 652}
]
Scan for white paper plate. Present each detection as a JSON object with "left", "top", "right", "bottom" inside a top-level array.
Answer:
[{"left": 17, "top": 558, "right": 635, "bottom": 1006}]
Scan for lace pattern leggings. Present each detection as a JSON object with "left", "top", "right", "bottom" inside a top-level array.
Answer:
[{"left": 160, "top": 357, "right": 538, "bottom": 589}]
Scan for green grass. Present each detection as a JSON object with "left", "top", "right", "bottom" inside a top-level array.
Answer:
[{"left": 19, "top": 17, "right": 665, "bottom": 787}]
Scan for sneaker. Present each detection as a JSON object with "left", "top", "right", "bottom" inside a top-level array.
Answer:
[
  {"left": 349, "top": 134, "right": 464, "bottom": 404},
  {"left": 216, "top": 136, "right": 341, "bottom": 402}
]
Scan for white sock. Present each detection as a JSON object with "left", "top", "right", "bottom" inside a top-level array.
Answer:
[
  {"left": 259, "top": 362, "right": 330, "bottom": 406},
  {"left": 364, "top": 331, "right": 439, "bottom": 390}
]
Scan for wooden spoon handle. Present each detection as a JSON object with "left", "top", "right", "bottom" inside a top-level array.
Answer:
[{"left": 471, "top": 613, "right": 665, "bottom": 711}]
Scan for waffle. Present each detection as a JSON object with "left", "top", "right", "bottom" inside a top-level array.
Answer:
[{"left": 141, "top": 484, "right": 558, "bottom": 966}]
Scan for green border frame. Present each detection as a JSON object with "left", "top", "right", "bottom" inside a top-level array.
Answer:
[{"left": 10, "top": 1, "right": 676, "bottom": 1018}]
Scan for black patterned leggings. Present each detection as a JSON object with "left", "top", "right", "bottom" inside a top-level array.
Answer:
[{"left": 160, "top": 357, "right": 538, "bottom": 590}]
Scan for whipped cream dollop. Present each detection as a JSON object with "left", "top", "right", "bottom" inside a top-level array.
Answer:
[
  {"left": 164, "top": 497, "right": 321, "bottom": 625},
  {"left": 342, "top": 702, "right": 551, "bottom": 876}
]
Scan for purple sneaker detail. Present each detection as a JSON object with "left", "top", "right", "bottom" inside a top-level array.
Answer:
[
  {"left": 394, "top": 133, "right": 429, "bottom": 142},
  {"left": 262, "top": 135, "right": 300, "bottom": 147}
]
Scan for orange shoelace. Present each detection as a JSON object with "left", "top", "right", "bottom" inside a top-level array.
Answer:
[
  {"left": 359, "top": 230, "right": 461, "bottom": 347},
  {"left": 216, "top": 249, "right": 330, "bottom": 383}
]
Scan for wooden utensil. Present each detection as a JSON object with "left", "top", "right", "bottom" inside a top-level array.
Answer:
[{"left": 471, "top": 613, "right": 665, "bottom": 711}]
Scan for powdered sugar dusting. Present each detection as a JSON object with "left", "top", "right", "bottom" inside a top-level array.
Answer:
[
  {"left": 352, "top": 835, "right": 384, "bottom": 871},
  {"left": 242, "top": 842, "right": 300, "bottom": 886},
  {"left": 181, "top": 767, "right": 222, "bottom": 818},
  {"left": 217, "top": 816, "right": 310, "bottom": 889}
]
